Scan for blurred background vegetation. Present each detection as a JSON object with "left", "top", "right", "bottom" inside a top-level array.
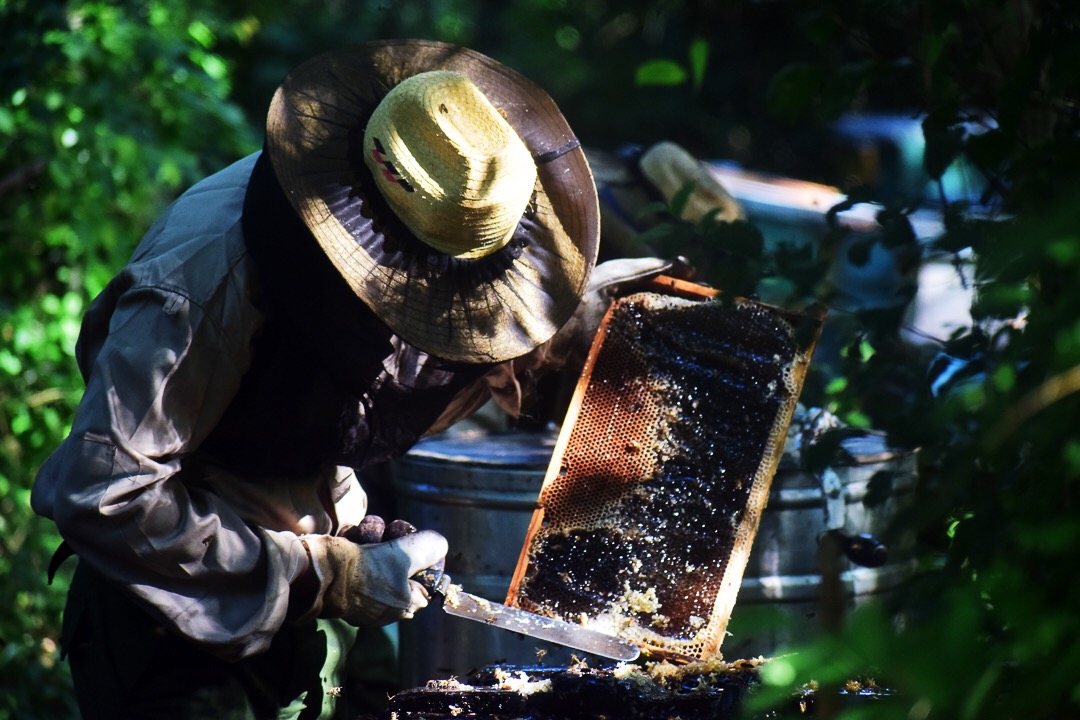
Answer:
[{"left": 3, "top": 0, "right": 1079, "bottom": 718}]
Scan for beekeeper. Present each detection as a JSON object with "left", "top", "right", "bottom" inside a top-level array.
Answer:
[{"left": 32, "top": 39, "right": 678, "bottom": 719}]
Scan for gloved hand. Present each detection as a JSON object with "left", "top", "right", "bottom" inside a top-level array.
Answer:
[
  {"left": 638, "top": 141, "right": 745, "bottom": 224},
  {"left": 340, "top": 516, "right": 416, "bottom": 545},
  {"left": 546, "top": 256, "right": 696, "bottom": 369},
  {"left": 580, "top": 255, "right": 695, "bottom": 328},
  {"left": 300, "top": 527, "right": 447, "bottom": 626},
  {"left": 338, "top": 514, "right": 388, "bottom": 545}
]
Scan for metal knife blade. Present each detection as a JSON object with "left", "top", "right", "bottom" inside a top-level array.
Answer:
[{"left": 421, "top": 571, "right": 640, "bottom": 662}]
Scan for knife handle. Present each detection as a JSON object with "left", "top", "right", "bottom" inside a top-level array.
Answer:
[{"left": 413, "top": 557, "right": 446, "bottom": 594}]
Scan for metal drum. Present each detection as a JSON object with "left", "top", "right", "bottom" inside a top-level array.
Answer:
[
  {"left": 725, "top": 433, "right": 918, "bottom": 657},
  {"left": 392, "top": 430, "right": 585, "bottom": 688},
  {"left": 392, "top": 428, "right": 916, "bottom": 678}
]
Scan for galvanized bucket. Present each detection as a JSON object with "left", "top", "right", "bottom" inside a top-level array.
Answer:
[
  {"left": 392, "top": 429, "right": 916, "bottom": 680},
  {"left": 392, "top": 430, "right": 584, "bottom": 688},
  {"left": 725, "top": 433, "right": 918, "bottom": 657}
]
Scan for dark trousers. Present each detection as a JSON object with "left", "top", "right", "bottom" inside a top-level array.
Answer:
[{"left": 60, "top": 561, "right": 394, "bottom": 720}]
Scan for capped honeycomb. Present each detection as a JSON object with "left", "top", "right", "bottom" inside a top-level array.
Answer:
[{"left": 506, "top": 280, "right": 823, "bottom": 662}]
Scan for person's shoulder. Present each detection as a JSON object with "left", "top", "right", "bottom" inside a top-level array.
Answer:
[
  {"left": 125, "top": 153, "right": 261, "bottom": 310},
  {"left": 178, "top": 153, "right": 261, "bottom": 205},
  {"left": 138, "top": 153, "right": 259, "bottom": 255}
]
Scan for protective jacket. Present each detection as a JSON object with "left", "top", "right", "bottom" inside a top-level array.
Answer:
[{"left": 31, "top": 153, "right": 535, "bottom": 660}]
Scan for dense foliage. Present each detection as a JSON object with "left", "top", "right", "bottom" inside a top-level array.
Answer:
[
  {"left": 731, "top": 2, "right": 1080, "bottom": 718},
  {"left": 1, "top": 2, "right": 258, "bottom": 716},
  {"left": 3, "top": 1, "right": 1079, "bottom": 718}
]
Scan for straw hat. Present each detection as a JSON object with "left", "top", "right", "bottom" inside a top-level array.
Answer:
[{"left": 265, "top": 40, "right": 600, "bottom": 363}]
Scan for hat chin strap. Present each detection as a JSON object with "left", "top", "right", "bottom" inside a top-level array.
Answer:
[{"left": 363, "top": 70, "right": 537, "bottom": 259}]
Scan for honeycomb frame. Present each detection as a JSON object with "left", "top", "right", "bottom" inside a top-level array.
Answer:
[{"left": 506, "top": 277, "right": 824, "bottom": 662}]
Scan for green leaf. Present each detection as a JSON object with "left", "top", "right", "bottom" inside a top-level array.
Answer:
[
  {"left": 688, "top": 38, "right": 709, "bottom": 92},
  {"left": 991, "top": 364, "right": 1015, "bottom": 393},
  {"left": 187, "top": 20, "right": 215, "bottom": 49},
  {"left": 923, "top": 21, "right": 960, "bottom": 70},
  {"left": 971, "top": 282, "right": 1030, "bottom": 321},
  {"left": 768, "top": 62, "right": 828, "bottom": 122},
  {"left": 0, "top": 349, "right": 23, "bottom": 375},
  {"left": 192, "top": 50, "right": 229, "bottom": 82},
  {"left": 669, "top": 180, "right": 696, "bottom": 219},
  {"left": 635, "top": 59, "right": 687, "bottom": 87},
  {"left": 555, "top": 25, "right": 581, "bottom": 51},
  {"left": 1047, "top": 238, "right": 1080, "bottom": 264},
  {"left": 0, "top": 107, "right": 14, "bottom": 135},
  {"left": 1063, "top": 440, "right": 1080, "bottom": 474},
  {"left": 760, "top": 656, "right": 797, "bottom": 686},
  {"left": 10, "top": 411, "right": 31, "bottom": 435},
  {"left": 634, "top": 200, "right": 673, "bottom": 222}
]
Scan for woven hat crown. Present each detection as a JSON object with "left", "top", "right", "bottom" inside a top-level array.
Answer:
[
  {"left": 363, "top": 70, "right": 537, "bottom": 258},
  {"left": 265, "top": 41, "right": 600, "bottom": 362}
]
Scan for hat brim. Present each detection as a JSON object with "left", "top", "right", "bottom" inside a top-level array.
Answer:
[{"left": 266, "top": 40, "right": 600, "bottom": 363}]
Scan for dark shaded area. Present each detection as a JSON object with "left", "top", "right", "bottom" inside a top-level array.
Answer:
[
  {"left": 384, "top": 661, "right": 893, "bottom": 719},
  {"left": 218, "top": 0, "right": 912, "bottom": 193}
]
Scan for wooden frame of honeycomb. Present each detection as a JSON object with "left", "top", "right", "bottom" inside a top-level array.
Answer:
[{"left": 506, "top": 277, "right": 824, "bottom": 661}]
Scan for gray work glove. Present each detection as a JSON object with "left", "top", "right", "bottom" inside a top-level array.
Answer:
[
  {"left": 482, "top": 257, "right": 698, "bottom": 417},
  {"left": 579, "top": 255, "right": 695, "bottom": 330},
  {"left": 546, "top": 256, "right": 696, "bottom": 369},
  {"left": 300, "top": 528, "right": 447, "bottom": 626}
]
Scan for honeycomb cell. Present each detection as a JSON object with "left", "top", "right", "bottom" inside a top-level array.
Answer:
[{"left": 507, "top": 290, "right": 822, "bottom": 662}]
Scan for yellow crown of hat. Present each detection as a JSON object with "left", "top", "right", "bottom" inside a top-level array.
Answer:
[{"left": 363, "top": 70, "right": 537, "bottom": 259}]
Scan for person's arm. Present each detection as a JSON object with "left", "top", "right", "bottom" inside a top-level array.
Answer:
[{"left": 35, "top": 278, "right": 309, "bottom": 661}]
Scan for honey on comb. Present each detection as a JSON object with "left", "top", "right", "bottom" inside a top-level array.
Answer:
[{"left": 507, "top": 291, "right": 821, "bottom": 661}]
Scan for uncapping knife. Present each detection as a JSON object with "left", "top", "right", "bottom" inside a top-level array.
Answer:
[{"left": 415, "top": 563, "right": 640, "bottom": 663}]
